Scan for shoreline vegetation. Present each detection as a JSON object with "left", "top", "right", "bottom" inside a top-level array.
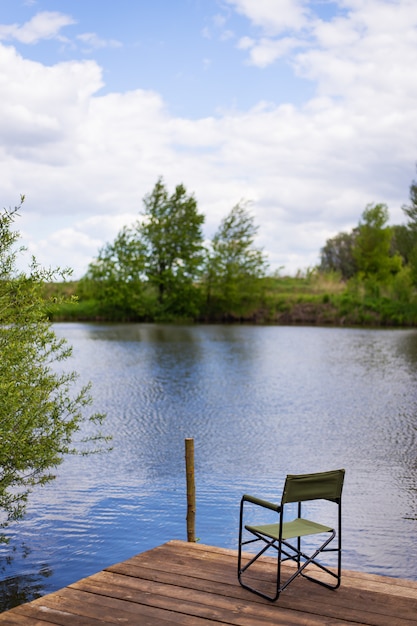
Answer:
[
  {"left": 43, "top": 172, "right": 417, "bottom": 328},
  {"left": 45, "top": 272, "right": 417, "bottom": 327}
]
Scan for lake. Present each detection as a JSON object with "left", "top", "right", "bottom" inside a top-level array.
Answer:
[{"left": 1, "top": 323, "right": 416, "bottom": 610}]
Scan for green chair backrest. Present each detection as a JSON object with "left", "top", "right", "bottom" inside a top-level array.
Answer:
[{"left": 282, "top": 469, "right": 345, "bottom": 504}]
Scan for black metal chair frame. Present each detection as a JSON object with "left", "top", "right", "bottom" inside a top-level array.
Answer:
[{"left": 238, "top": 469, "right": 345, "bottom": 601}]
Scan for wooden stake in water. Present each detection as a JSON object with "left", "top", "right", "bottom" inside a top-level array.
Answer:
[{"left": 185, "top": 438, "right": 196, "bottom": 542}]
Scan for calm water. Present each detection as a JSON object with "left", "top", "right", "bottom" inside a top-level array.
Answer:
[{"left": 1, "top": 323, "right": 417, "bottom": 609}]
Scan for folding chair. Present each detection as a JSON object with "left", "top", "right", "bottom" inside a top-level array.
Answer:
[{"left": 238, "top": 468, "right": 345, "bottom": 601}]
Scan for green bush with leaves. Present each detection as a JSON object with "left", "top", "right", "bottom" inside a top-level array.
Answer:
[
  {"left": 0, "top": 198, "right": 108, "bottom": 533},
  {"left": 204, "top": 201, "right": 269, "bottom": 319}
]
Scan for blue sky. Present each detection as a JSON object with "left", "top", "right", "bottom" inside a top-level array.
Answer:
[{"left": 1, "top": 0, "right": 417, "bottom": 277}]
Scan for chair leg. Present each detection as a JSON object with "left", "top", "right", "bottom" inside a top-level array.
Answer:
[
  {"left": 238, "top": 551, "right": 282, "bottom": 602},
  {"left": 299, "top": 531, "right": 341, "bottom": 589}
]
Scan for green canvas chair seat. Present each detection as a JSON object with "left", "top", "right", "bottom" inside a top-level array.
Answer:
[
  {"left": 238, "top": 469, "right": 345, "bottom": 601},
  {"left": 246, "top": 518, "right": 334, "bottom": 542}
]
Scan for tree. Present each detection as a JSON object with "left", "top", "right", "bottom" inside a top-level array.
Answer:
[
  {"left": 82, "top": 226, "right": 149, "bottom": 320},
  {"left": 0, "top": 198, "right": 107, "bottom": 531},
  {"left": 402, "top": 169, "right": 417, "bottom": 227},
  {"left": 401, "top": 168, "right": 417, "bottom": 284},
  {"left": 82, "top": 179, "right": 205, "bottom": 320},
  {"left": 139, "top": 178, "right": 205, "bottom": 317},
  {"left": 205, "top": 202, "right": 268, "bottom": 318},
  {"left": 319, "top": 229, "right": 359, "bottom": 279},
  {"left": 353, "top": 203, "right": 402, "bottom": 281},
  {"left": 391, "top": 224, "right": 415, "bottom": 265}
]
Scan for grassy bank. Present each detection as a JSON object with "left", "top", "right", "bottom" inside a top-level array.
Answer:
[{"left": 44, "top": 274, "right": 417, "bottom": 327}]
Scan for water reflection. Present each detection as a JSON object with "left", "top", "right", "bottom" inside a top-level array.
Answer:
[
  {"left": 395, "top": 329, "right": 417, "bottom": 365},
  {"left": 0, "top": 543, "right": 52, "bottom": 612},
  {"left": 1, "top": 323, "right": 417, "bottom": 610}
]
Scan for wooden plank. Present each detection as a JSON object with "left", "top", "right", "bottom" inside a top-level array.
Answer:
[
  {"left": 0, "top": 614, "right": 53, "bottom": 626},
  {"left": 15, "top": 586, "right": 216, "bottom": 626}
]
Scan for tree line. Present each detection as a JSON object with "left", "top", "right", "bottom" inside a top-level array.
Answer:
[
  {"left": 75, "top": 171, "right": 417, "bottom": 323},
  {"left": 78, "top": 177, "right": 268, "bottom": 321},
  {"left": 319, "top": 174, "right": 417, "bottom": 290}
]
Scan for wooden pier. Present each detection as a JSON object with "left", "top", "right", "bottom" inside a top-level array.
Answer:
[{"left": 0, "top": 540, "right": 416, "bottom": 625}]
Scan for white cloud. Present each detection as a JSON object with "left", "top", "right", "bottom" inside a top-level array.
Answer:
[
  {"left": 77, "top": 32, "right": 122, "bottom": 50},
  {"left": 239, "top": 35, "right": 303, "bottom": 67},
  {"left": 204, "top": 13, "right": 236, "bottom": 42},
  {"left": 298, "top": 1, "right": 417, "bottom": 101},
  {"left": 0, "top": 45, "right": 103, "bottom": 163},
  {"left": 0, "top": 11, "right": 75, "bottom": 44},
  {"left": 225, "top": 0, "right": 309, "bottom": 35},
  {"left": 237, "top": 35, "right": 254, "bottom": 50},
  {"left": 213, "top": 14, "right": 228, "bottom": 29},
  {"left": 220, "top": 29, "right": 235, "bottom": 42}
]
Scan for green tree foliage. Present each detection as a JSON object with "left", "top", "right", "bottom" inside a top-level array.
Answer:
[
  {"left": 402, "top": 171, "right": 417, "bottom": 227},
  {"left": 391, "top": 224, "right": 416, "bottom": 265},
  {"left": 205, "top": 202, "right": 268, "bottom": 318},
  {"left": 353, "top": 203, "right": 402, "bottom": 281},
  {"left": 401, "top": 169, "right": 417, "bottom": 284},
  {"left": 81, "top": 226, "right": 149, "bottom": 320},
  {"left": 75, "top": 169, "right": 417, "bottom": 325},
  {"left": 82, "top": 179, "right": 206, "bottom": 319},
  {"left": 319, "top": 229, "right": 359, "bottom": 279},
  {"left": 139, "top": 178, "right": 205, "bottom": 316},
  {"left": 0, "top": 199, "right": 107, "bottom": 531}
]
